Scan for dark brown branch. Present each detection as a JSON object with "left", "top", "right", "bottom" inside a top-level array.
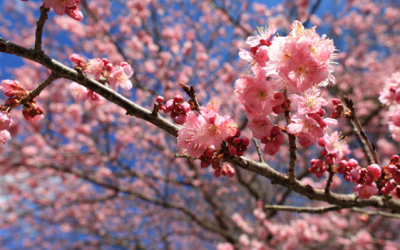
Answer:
[
  {"left": 325, "top": 164, "right": 334, "bottom": 195},
  {"left": 344, "top": 96, "right": 378, "bottom": 165},
  {"left": 0, "top": 37, "right": 179, "bottom": 137},
  {"left": 264, "top": 205, "right": 400, "bottom": 219},
  {"left": 34, "top": 5, "right": 50, "bottom": 52},
  {"left": 283, "top": 88, "right": 297, "bottom": 185},
  {"left": 350, "top": 120, "right": 375, "bottom": 165},
  {"left": 303, "top": 0, "right": 323, "bottom": 28},
  {"left": 264, "top": 204, "right": 341, "bottom": 214},
  {"left": 252, "top": 138, "right": 264, "bottom": 163}
]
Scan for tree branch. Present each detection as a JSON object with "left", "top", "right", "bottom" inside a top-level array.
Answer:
[
  {"left": 252, "top": 138, "right": 264, "bottom": 163},
  {"left": 264, "top": 204, "right": 341, "bottom": 214},
  {"left": 283, "top": 88, "right": 297, "bottom": 185},
  {"left": 0, "top": 37, "right": 179, "bottom": 137},
  {"left": 34, "top": 5, "right": 50, "bottom": 52},
  {"left": 344, "top": 96, "right": 378, "bottom": 165}
]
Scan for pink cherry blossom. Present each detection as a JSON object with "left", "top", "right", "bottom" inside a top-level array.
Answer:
[
  {"left": 287, "top": 114, "right": 324, "bottom": 138},
  {"left": 85, "top": 58, "right": 104, "bottom": 81},
  {"left": 247, "top": 116, "right": 271, "bottom": 139},
  {"left": 109, "top": 62, "right": 134, "bottom": 90},
  {"left": 177, "top": 111, "right": 237, "bottom": 157},
  {"left": 0, "top": 111, "right": 12, "bottom": 131},
  {"left": 0, "top": 130, "right": 11, "bottom": 144},
  {"left": 323, "top": 131, "right": 346, "bottom": 162},
  {"left": 69, "top": 82, "right": 89, "bottom": 102},
  {"left": 367, "top": 164, "right": 382, "bottom": 179},
  {"left": 292, "top": 87, "right": 328, "bottom": 114},
  {"left": 43, "top": 0, "right": 79, "bottom": 16},
  {"left": 246, "top": 24, "right": 277, "bottom": 47},
  {"left": 353, "top": 184, "right": 378, "bottom": 199},
  {"left": 0, "top": 79, "right": 27, "bottom": 98}
]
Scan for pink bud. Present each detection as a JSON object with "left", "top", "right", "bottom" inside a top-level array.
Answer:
[
  {"left": 174, "top": 95, "right": 184, "bottom": 103},
  {"left": 264, "top": 141, "right": 280, "bottom": 155},
  {"left": 350, "top": 169, "right": 360, "bottom": 182},
  {"left": 344, "top": 174, "right": 352, "bottom": 182},
  {"left": 385, "top": 181, "right": 396, "bottom": 192},
  {"left": 165, "top": 100, "right": 174, "bottom": 113},
  {"left": 325, "top": 156, "right": 333, "bottom": 165},
  {"left": 232, "top": 138, "right": 241, "bottom": 145},
  {"left": 381, "top": 187, "right": 390, "bottom": 195},
  {"left": 315, "top": 172, "right": 324, "bottom": 178},
  {"left": 391, "top": 155, "right": 400, "bottom": 163},
  {"left": 271, "top": 126, "right": 281, "bottom": 135},
  {"left": 180, "top": 102, "right": 191, "bottom": 113},
  {"left": 272, "top": 105, "right": 283, "bottom": 114},
  {"left": 102, "top": 58, "right": 109, "bottom": 65},
  {"left": 309, "top": 167, "right": 316, "bottom": 174},
  {"left": 229, "top": 146, "right": 237, "bottom": 156},
  {"left": 201, "top": 161, "right": 210, "bottom": 168},
  {"left": 156, "top": 96, "right": 165, "bottom": 104},
  {"left": 205, "top": 149, "right": 214, "bottom": 158},
  {"left": 298, "top": 132, "right": 316, "bottom": 148},
  {"left": 234, "top": 129, "right": 241, "bottom": 137},
  {"left": 388, "top": 165, "right": 398, "bottom": 175},
  {"left": 332, "top": 99, "right": 342, "bottom": 105},
  {"left": 308, "top": 113, "right": 320, "bottom": 121},
  {"left": 339, "top": 160, "right": 348, "bottom": 168},
  {"left": 275, "top": 133, "right": 285, "bottom": 145},
  {"left": 367, "top": 164, "right": 382, "bottom": 179},
  {"left": 227, "top": 167, "right": 235, "bottom": 177},
  {"left": 318, "top": 120, "right": 327, "bottom": 129},
  {"left": 106, "top": 63, "right": 114, "bottom": 72},
  {"left": 214, "top": 169, "right": 221, "bottom": 178},
  {"left": 315, "top": 159, "right": 323, "bottom": 168},
  {"left": 317, "top": 109, "right": 326, "bottom": 117},
  {"left": 320, "top": 150, "right": 327, "bottom": 156},
  {"left": 174, "top": 114, "right": 187, "bottom": 124},
  {"left": 212, "top": 161, "right": 220, "bottom": 169},
  {"left": 348, "top": 159, "right": 359, "bottom": 168},
  {"left": 394, "top": 172, "right": 400, "bottom": 184},
  {"left": 241, "top": 137, "right": 250, "bottom": 147},
  {"left": 272, "top": 92, "right": 285, "bottom": 105},
  {"left": 364, "top": 175, "right": 374, "bottom": 185},
  {"left": 318, "top": 138, "right": 326, "bottom": 147}
]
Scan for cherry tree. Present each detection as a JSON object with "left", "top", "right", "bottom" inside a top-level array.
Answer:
[{"left": 0, "top": 0, "right": 400, "bottom": 249}]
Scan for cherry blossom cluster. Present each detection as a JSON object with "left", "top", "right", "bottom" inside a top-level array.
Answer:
[
  {"left": 21, "top": 0, "right": 83, "bottom": 21},
  {"left": 156, "top": 95, "right": 191, "bottom": 125},
  {"left": 381, "top": 155, "right": 400, "bottom": 196},
  {"left": 330, "top": 99, "right": 345, "bottom": 119},
  {"left": 69, "top": 54, "right": 134, "bottom": 105},
  {"left": 198, "top": 148, "right": 235, "bottom": 178},
  {"left": 177, "top": 101, "right": 237, "bottom": 157},
  {"left": 287, "top": 87, "right": 337, "bottom": 148},
  {"left": 379, "top": 72, "right": 400, "bottom": 141},
  {"left": 233, "top": 21, "right": 337, "bottom": 156},
  {"left": 226, "top": 129, "right": 250, "bottom": 157}
]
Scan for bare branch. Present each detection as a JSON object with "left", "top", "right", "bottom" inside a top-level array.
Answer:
[
  {"left": 325, "top": 164, "right": 334, "bottom": 195},
  {"left": 264, "top": 204, "right": 341, "bottom": 214},
  {"left": 344, "top": 96, "right": 378, "bottom": 165},
  {"left": 283, "top": 88, "right": 297, "bottom": 185},
  {"left": 34, "top": 5, "right": 50, "bottom": 52},
  {"left": 252, "top": 138, "right": 264, "bottom": 163}
]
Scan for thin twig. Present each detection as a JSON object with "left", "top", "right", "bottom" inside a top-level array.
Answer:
[
  {"left": 344, "top": 96, "right": 378, "bottom": 165},
  {"left": 350, "top": 120, "right": 375, "bottom": 165},
  {"left": 325, "top": 164, "right": 334, "bottom": 195},
  {"left": 10, "top": 72, "right": 57, "bottom": 111},
  {"left": 264, "top": 204, "right": 341, "bottom": 214},
  {"left": 180, "top": 83, "right": 201, "bottom": 111},
  {"left": 252, "top": 138, "right": 264, "bottom": 163},
  {"left": 283, "top": 88, "right": 297, "bottom": 185},
  {"left": 264, "top": 204, "right": 400, "bottom": 219},
  {"left": 303, "top": 0, "right": 323, "bottom": 28},
  {"left": 34, "top": 5, "right": 50, "bottom": 52}
]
